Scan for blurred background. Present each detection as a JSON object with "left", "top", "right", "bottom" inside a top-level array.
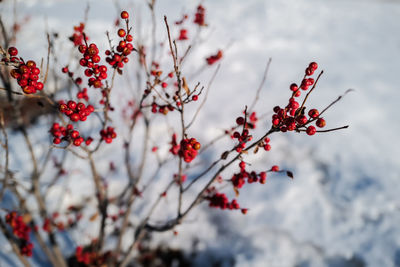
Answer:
[{"left": 1, "top": 0, "right": 399, "bottom": 266}]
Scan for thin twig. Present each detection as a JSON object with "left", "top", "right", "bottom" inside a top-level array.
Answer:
[
  {"left": 297, "top": 70, "right": 324, "bottom": 115},
  {"left": 0, "top": 112, "right": 9, "bottom": 201},
  {"left": 185, "top": 64, "right": 220, "bottom": 130},
  {"left": 249, "top": 58, "right": 272, "bottom": 112},
  {"left": 319, "top": 89, "right": 354, "bottom": 117}
]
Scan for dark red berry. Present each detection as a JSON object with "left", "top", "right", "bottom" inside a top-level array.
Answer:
[{"left": 306, "top": 125, "right": 316, "bottom": 135}]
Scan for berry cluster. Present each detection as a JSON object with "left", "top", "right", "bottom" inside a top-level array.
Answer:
[
  {"left": 194, "top": 5, "right": 206, "bottom": 26},
  {"left": 207, "top": 192, "right": 239, "bottom": 210},
  {"left": 5, "top": 212, "right": 33, "bottom": 257},
  {"left": 75, "top": 246, "right": 111, "bottom": 266},
  {"left": 271, "top": 62, "right": 326, "bottom": 135},
  {"left": 150, "top": 61, "right": 162, "bottom": 77},
  {"left": 262, "top": 137, "right": 271, "bottom": 151},
  {"left": 178, "top": 137, "right": 201, "bottom": 163},
  {"left": 59, "top": 100, "right": 94, "bottom": 122},
  {"left": 5, "top": 47, "right": 44, "bottom": 94},
  {"left": 75, "top": 246, "right": 96, "bottom": 265},
  {"left": 77, "top": 87, "right": 89, "bottom": 101},
  {"left": 231, "top": 114, "right": 257, "bottom": 153},
  {"left": 69, "top": 22, "right": 88, "bottom": 46},
  {"left": 76, "top": 43, "right": 107, "bottom": 89},
  {"left": 100, "top": 127, "right": 117, "bottom": 144},
  {"left": 231, "top": 161, "right": 267, "bottom": 188},
  {"left": 151, "top": 102, "right": 174, "bottom": 115},
  {"left": 204, "top": 187, "right": 247, "bottom": 213},
  {"left": 50, "top": 123, "right": 92, "bottom": 146},
  {"left": 206, "top": 50, "right": 223, "bottom": 65},
  {"left": 105, "top": 11, "right": 134, "bottom": 70}
]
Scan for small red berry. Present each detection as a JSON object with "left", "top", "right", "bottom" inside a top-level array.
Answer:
[
  {"left": 73, "top": 138, "right": 82, "bottom": 146},
  {"left": 239, "top": 161, "right": 246, "bottom": 170},
  {"left": 305, "top": 67, "right": 314, "bottom": 76},
  {"left": 236, "top": 117, "right": 245, "bottom": 125},
  {"left": 121, "top": 11, "right": 129, "bottom": 19},
  {"left": 306, "top": 125, "right": 316, "bottom": 135},
  {"left": 193, "top": 142, "right": 201, "bottom": 150},
  {"left": 316, "top": 118, "right": 326, "bottom": 128},
  {"left": 126, "top": 34, "right": 133, "bottom": 42},
  {"left": 8, "top": 47, "right": 18, "bottom": 56},
  {"left": 70, "top": 113, "right": 80, "bottom": 122},
  {"left": 67, "top": 101, "right": 77, "bottom": 110},
  {"left": 70, "top": 130, "right": 79, "bottom": 139},
  {"left": 296, "top": 115, "right": 308, "bottom": 125},
  {"left": 308, "top": 109, "right": 319, "bottom": 118},
  {"left": 309, "top": 62, "right": 318, "bottom": 70},
  {"left": 118, "top": 29, "right": 126, "bottom": 37},
  {"left": 271, "top": 165, "right": 279, "bottom": 172}
]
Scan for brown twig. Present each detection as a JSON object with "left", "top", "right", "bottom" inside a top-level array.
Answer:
[
  {"left": 0, "top": 111, "right": 9, "bottom": 201},
  {"left": 185, "top": 64, "right": 220, "bottom": 130},
  {"left": 297, "top": 70, "right": 324, "bottom": 115},
  {"left": 249, "top": 58, "right": 272, "bottom": 112}
]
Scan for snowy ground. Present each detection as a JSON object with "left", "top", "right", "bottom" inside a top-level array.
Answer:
[{"left": 1, "top": 0, "right": 400, "bottom": 266}]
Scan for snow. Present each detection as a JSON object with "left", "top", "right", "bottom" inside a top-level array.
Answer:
[{"left": 1, "top": 0, "right": 399, "bottom": 266}]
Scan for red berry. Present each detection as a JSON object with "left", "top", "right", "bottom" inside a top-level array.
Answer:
[
  {"left": 296, "top": 115, "right": 307, "bottom": 125},
  {"left": 26, "top": 60, "right": 36, "bottom": 68},
  {"left": 271, "top": 165, "right": 279, "bottom": 172},
  {"left": 118, "top": 29, "right": 126, "bottom": 38},
  {"left": 70, "top": 113, "right": 80, "bottom": 121},
  {"left": 8, "top": 47, "right": 18, "bottom": 56},
  {"left": 239, "top": 161, "right": 246, "bottom": 169},
  {"left": 236, "top": 117, "right": 245, "bottom": 125},
  {"left": 192, "top": 95, "right": 198, "bottom": 101},
  {"left": 85, "top": 137, "right": 93, "bottom": 145},
  {"left": 305, "top": 67, "right": 314, "bottom": 76},
  {"left": 70, "top": 130, "right": 79, "bottom": 139},
  {"left": 316, "top": 118, "right": 326, "bottom": 128},
  {"left": 193, "top": 142, "right": 201, "bottom": 150},
  {"left": 121, "top": 11, "right": 129, "bottom": 19},
  {"left": 67, "top": 101, "right": 77, "bottom": 110},
  {"left": 308, "top": 109, "right": 319, "bottom": 118},
  {"left": 306, "top": 125, "right": 316, "bottom": 135},
  {"left": 309, "top": 62, "right": 318, "bottom": 70},
  {"left": 73, "top": 138, "right": 82, "bottom": 146},
  {"left": 126, "top": 34, "right": 133, "bottom": 42},
  {"left": 290, "top": 83, "right": 298, "bottom": 91}
]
